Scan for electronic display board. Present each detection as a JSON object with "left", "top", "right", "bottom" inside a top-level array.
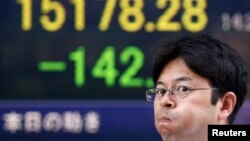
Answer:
[
  {"left": 1, "top": 0, "right": 250, "bottom": 100},
  {"left": 1, "top": 0, "right": 250, "bottom": 140},
  {"left": 0, "top": 101, "right": 162, "bottom": 141}
]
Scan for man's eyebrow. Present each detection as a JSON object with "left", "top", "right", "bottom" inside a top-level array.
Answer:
[
  {"left": 175, "top": 76, "right": 192, "bottom": 82},
  {"left": 156, "top": 76, "right": 192, "bottom": 85}
]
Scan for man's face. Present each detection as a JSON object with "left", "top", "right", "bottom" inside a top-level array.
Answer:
[{"left": 154, "top": 57, "right": 221, "bottom": 140}]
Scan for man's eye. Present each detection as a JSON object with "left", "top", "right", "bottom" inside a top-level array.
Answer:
[
  {"left": 157, "top": 89, "right": 166, "bottom": 95},
  {"left": 177, "top": 86, "right": 191, "bottom": 92}
]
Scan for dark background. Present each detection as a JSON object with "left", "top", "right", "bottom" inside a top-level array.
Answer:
[{"left": 1, "top": 0, "right": 250, "bottom": 100}]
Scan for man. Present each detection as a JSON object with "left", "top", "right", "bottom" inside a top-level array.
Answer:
[{"left": 145, "top": 33, "right": 248, "bottom": 141}]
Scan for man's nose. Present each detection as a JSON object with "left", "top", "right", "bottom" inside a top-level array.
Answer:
[{"left": 159, "top": 91, "right": 176, "bottom": 108}]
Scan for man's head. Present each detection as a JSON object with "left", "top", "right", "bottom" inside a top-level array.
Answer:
[{"left": 150, "top": 33, "right": 248, "bottom": 140}]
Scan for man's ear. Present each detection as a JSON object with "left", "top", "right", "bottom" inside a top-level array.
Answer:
[{"left": 218, "top": 92, "right": 237, "bottom": 121}]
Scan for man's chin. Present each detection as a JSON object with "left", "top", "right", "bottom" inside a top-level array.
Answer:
[{"left": 156, "top": 122, "right": 174, "bottom": 135}]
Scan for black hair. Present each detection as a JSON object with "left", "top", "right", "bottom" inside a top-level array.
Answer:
[{"left": 152, "top": 33, "right": 248, "bottom": 124}]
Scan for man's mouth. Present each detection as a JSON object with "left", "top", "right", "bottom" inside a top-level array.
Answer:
[{"left": 159, "top": 115, "right": 172, "bottom": 123}]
